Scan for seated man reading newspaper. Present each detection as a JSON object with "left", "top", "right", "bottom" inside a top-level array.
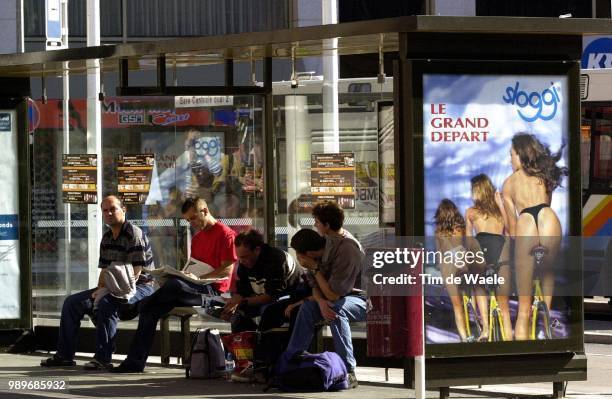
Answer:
[{"left": 113, "top": 197, "right": 237, "bottom": 373}]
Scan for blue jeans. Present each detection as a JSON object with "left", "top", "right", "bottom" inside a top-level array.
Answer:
[
  {"left": 56, "top": 283, "right": 155, "bottom": 363},
  {"left": 285, "top": 295, "right": 366, "bottom": 370},
  {"left": 121, "top": 277, "right": 217, "bottom": 370}
]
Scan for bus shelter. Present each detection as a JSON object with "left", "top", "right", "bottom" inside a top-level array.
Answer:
[{"left": 0, "top": 15, "right": 611, "bottom": 397}]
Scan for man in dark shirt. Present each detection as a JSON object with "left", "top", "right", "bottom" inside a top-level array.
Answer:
[
  {"left": 40, "top": 195, "right": 155, "bottom": 371},
  {"left": 222, "top": 229, "right": 301, "bottom": 332}
]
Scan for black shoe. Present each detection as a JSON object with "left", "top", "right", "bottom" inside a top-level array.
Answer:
[
  {"left": 83, "top": 358, "right": 114, "bottom": 371},
  {"left": 40, "top": 356, "right": 76, "bottom": 367},
  {"left": 111, "top": 362, "right": 144, "bottom": 374},
  {"left": 347, "top": 371, "right": 358, "bottom": 389}
]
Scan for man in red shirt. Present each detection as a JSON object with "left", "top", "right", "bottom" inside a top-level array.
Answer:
[{"left": 113, "top": 197, "right": 236, "bottom": 373}]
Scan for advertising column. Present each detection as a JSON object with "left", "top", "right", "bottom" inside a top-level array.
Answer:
[{"left": 0, "top": 110, "right": 20, "bottom": 319}]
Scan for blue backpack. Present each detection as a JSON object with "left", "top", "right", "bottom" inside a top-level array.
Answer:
[{"left": 265, "top": 351, "right": 349, "bottom": 392}]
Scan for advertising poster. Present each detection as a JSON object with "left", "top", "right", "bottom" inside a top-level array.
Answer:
[
  {"left": 311, "top": 152, "right": 356, "bottom": 209},
  {"left": 0, "top": 110, "right": 20, "bottom": 319},
  {"left": 117, "top": 154, "right": 154, "bottom": 204},
  {"left": 423, "top": 74, "right": 571, "bottom": 344},
  {"left": 62, "top": 154, "right": 98, "bottom": 204}
]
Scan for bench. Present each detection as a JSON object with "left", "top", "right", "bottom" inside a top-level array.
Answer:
[{"left": 159, "top": 307, "right": 199, "bottom": 366}]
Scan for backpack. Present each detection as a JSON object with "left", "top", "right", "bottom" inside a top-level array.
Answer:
[
  {"left": 185, "top": 328, "right": 226, "bottom": 379},
  {"left": 255, "top": 327, "right": 290, "bottom": 371},
  {"left": 266, "top": 351, "right": 348, "bottom": 392}
]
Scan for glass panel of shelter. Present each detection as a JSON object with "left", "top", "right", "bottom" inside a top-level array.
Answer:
[
  {"left": 273, "top": 53, "right": 394, "bottom": 251},
  {"left": 30, "top": 86, "right": 266, "bottom": 318}
]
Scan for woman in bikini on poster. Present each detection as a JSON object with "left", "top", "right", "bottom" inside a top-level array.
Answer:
[
  {"left": 501, "top": 133, "right": 568, "bottom": 340},
  {"left": 434, "top": 199, "right": 475, "bottom": 342},
  {"left": 465, "top": 174, "right": 513, "bottom": 341}
]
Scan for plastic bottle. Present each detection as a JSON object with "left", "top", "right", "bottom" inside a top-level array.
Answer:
[{"left": 225, "top": 352, "right": 235, "bottom": 380}]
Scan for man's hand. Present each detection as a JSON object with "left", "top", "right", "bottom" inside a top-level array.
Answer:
[
  {"left": 183, "top": 271, "right": 199, "bottom": 280},
  {"left": 90, "top": 288, "right": 105, "bottom": 300},
  {"left": 221, "top": 295, "right": 242, "bottom": 321},
  {"left": 317, "top": 298, "right": 337, "bottom": 322},
  {"left": 284, "top": 301, "right": 302, "bottom": 318},
  {"left": 297, "top": 254, "right": 318, "bottom": 271}
]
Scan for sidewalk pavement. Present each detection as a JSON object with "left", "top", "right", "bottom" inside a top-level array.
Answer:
[
  {"left": 584, "top": 299, "right": 612, "bottom": 344},
  {"left": 0, "top": 343, "right": 610, "bottom": 399}
]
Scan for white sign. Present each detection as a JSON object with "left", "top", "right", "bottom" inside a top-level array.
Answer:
[
  {"left": 46, "top": 0, "right": 67, "bottom": 50},
  {"left": 0, "top": 110, "right": 20, "bottom": 319},
  {"left": 175, "top": 96, "right": 234, "bottom": 108}
]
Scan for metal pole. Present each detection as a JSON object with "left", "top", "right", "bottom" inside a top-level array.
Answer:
[
  {"left": 60, "top": 0, "right": 71, "bottom": 295},
  {"left": 17, "top": 0, "right": 24, "bottom": 53},
  {"left": 414, "top": 294, "right": 426, "bottom": 399},
  {"left": 86, "top": 0, "right": 102, "bottom": 289},
  {"left": 263, "top": 57, "right": 275, "bottom": 245},
  {"left": 122, "top": 0, "right": 127, "bottom": 43},
  {"left": 63, "top": 62, "right": 71, "bottom": 295},
  {"left": 321, "top": 0, "right": 339, "bottom": 153}
]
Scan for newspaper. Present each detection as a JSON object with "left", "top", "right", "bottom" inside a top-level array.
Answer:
[{"left": 150, "top": 258, "right": 226, "bottom": 286}]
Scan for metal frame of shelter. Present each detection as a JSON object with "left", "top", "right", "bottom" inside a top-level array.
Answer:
[{"left": 1, "top": 15, "right": 611, "bottom": 397}]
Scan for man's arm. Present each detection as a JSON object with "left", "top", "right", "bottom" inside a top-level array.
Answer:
[
  {"left": 202, "top": 260, "right": 234, "bottom": 279},
  {"left": 313, "top": 271, "right": 340, "bottom": 301},
  {"left": 312, "top": 287, "right": 337, "bottom": 321},
  {"left": 296, "top": 254, "right": 341, "bottom": 302},
  {"left": 97, "top": 271, "right": 105, "bottom": 288},
  {"left": 243, "top": 294, "right": 273, "bottom": 306},
  {"left": 128, "top": 232, "right": 154, "bottom": 278}
]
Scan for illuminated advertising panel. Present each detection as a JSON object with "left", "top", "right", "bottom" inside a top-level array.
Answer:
[{"left": 423, "top": 73, "right": 573, "bottom": 345}]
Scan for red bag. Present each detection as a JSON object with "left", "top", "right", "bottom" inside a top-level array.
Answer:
[{"left": 222, "top": 331, "right": 257, "bottom": 369}]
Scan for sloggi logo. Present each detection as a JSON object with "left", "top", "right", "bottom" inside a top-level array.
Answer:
[
  {"left": 502, "top": 82, "right": 561, "bottom": 122},
  {"left": 194, "top": 137, "right": 220, "bottom": 157}
]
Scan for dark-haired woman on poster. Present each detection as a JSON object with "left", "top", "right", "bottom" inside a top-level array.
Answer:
[
  {"left": 434, "top": 199, "right": 472, "bottom": 342},
  {"left": 501, "top": 133, "right": 568, "bottom": 340},
  {"left": 466, "top": 174, "right": 513, "bottom": 341}
]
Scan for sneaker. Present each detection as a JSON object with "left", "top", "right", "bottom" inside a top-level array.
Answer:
[
  {"left": 83, "top": 358, "right": 113, "bottom": 371},
  {"left": 230, "top": 365, "right": 254, "bottom": 383},
  {"left": 347, "top": 371, "right": 358, "bottom": 389},
  {"left": 40, "top": 355, "right": 76, "bottom": 367},
  {"left": 111, "top": 362, "right": 144, "bottom": 374}
]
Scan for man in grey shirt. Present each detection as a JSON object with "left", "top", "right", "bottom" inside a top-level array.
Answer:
[{"left": 285, "top": 227, "right": 365, "bottom": 389}]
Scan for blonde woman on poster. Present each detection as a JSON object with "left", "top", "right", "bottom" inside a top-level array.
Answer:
[
  {"left": 501, "top": 133, "right": 568, "bottom": 340},
  {"left": 465, "top": 174, "right": 513, "bottom": 341}
]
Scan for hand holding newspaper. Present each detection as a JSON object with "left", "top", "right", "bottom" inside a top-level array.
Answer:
[{"left": 150, "top": 258, "right": 227, "bottom": 285}]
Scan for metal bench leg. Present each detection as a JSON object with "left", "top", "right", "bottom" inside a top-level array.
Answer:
[
  {"left": 180, "top": 316, "right": 192, "bottom": 365},
  {"left": 385, "top": 367, "right": 389, "bottom": 382},
  {"left": 160, "top": 316, "right": 170, "bottom": 366},
  {"left": 553, "top": 381, "right": 565, "bottom": 398},
  {"left": 439, "top": 387, "right": 450, "bottom": 399},
  {"left": 315, "top": 325, "right": 325, "bottom": 353}
]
